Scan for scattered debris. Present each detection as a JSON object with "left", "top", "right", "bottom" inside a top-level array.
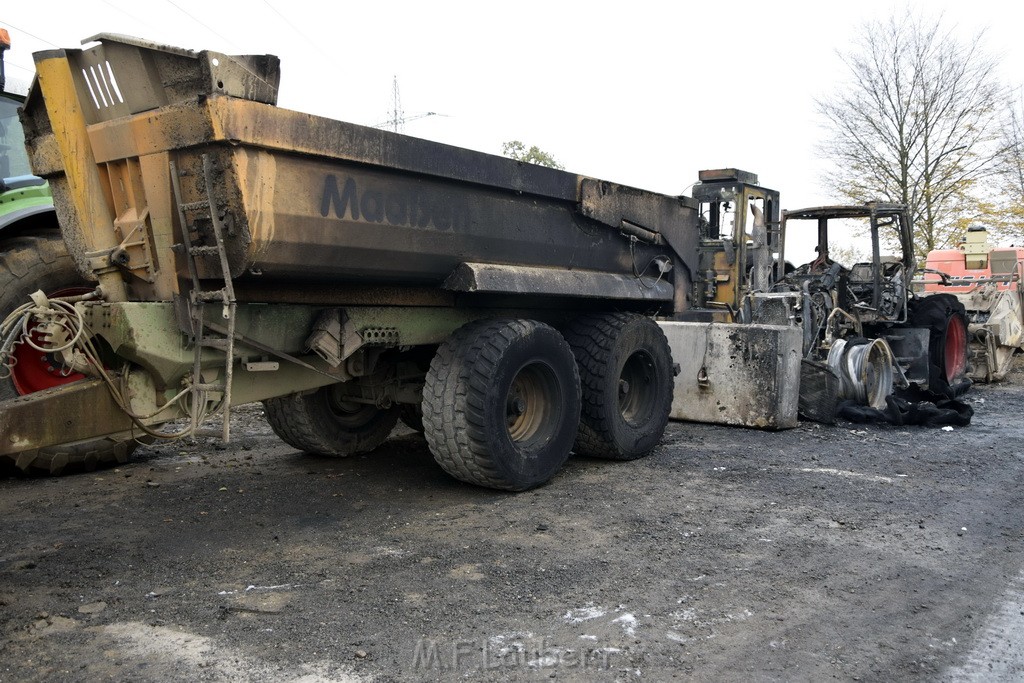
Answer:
[{"left": 77, "top": 601, "right": 106, "bottom": 615}]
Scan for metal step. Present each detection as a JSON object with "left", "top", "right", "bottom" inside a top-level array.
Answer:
[{"left": 192, "top": 290, "right": 230, "bottom": 302}]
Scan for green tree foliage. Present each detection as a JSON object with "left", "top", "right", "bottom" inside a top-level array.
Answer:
[
  {"left": 501, "top": 140, "right": 565, "bottom": 170},
  {"left": 818, "top": 12, "right": 1006, "bottom": 258}
]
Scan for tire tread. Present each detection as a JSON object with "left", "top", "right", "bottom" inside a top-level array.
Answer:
[
  {"left": 422, "top": 319, "right": 579, "bottom": 490},
  {"left": 263, "top": 391, "right": 399, "bottom": 456},
  {"left": 564, "top": 312, "right": 673, "bottom": 460}
]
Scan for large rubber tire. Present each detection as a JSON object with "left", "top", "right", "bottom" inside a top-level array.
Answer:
[
  {"left": 398, "top": 403, "right": 425, "bottom": 433},
  {"left": 908, "top": 293, "right": 971, "bottom": 398},
  {"left": 0, "top": 234, "right": 136, "bottom": 475},
  {"left": 565, "top": 313, "right": 674, "bottom": 460},
  {"left": 263, "top": 386, "right": 400, "bottom": 456},
  {"left": 422, "top": 319, "right": 581, "bottom": 491}
]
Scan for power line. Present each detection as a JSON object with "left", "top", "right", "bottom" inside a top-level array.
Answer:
[
  {"left": 260, "top": 0, "right": 332, "bottom": 61},
  {"left": 163, "top": 0, "right": 240, "bottom": 52},
  {"left": 4, "top": 61, "right": 35, "bottom": 75},
  {"left": 159, "top": 0, "right": 279, "bottom": 101},
  {"left": 98, "top": 0, "right": 165, "bottom": 38},
  {"left": 0, "top": 21, "right": 60, "bottom": 49},
  {"left": 0, "top": 20, "right": 59, "bottom": 84}
]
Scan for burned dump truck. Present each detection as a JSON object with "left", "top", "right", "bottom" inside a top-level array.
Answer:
[{"left": 1, "top": 35, "right": 791, "bottom": 487}]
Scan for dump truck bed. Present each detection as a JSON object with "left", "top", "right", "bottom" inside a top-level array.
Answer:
[
  {"left": 0, "top": 34, "right": 793, "bottom": 483},
  {"left": 22, "top": 35, "right": 698, "bottom": 311}
]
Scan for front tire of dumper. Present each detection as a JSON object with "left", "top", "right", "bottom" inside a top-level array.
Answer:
[
  {"left": 0, "top": 234, "right": 137, "bottom": 475},
  {"left": 908, "top": 293, "right": 971, "bottom": 397},
  {"left": 564, "top": 313, "right": 674, "bottom": 460},
  {"left": 262, "top": 386, "right": 400, "bottom": 456},
  {"left": 421, "top": 319, "right": 581, "bottom": 491}
]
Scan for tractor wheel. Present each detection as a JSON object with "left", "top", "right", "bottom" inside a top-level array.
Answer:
[
  {"left": 422, "top": 319, "right": 581, "bottom": 491},
  {"left": 564, "top": 313, "right": 674, "bottom": 459},
  {"left": 909, "top": 294, "right": 971, "bottom": 397},
  {"left": 263, "top": 386, "right": 400, "bottom": 456},
  {"left": 0, "top": 234, "right": 136, "bottom": 475}
]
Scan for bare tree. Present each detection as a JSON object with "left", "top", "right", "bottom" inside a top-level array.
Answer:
[
  {"left": 818, "top": 12, "right": 1006, "bottom": 258},
  {"left": 982, "top": 94, "right": 1024, "bottom": 242}
]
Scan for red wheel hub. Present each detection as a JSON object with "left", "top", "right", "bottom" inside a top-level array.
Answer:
[
  {"left": 943, "top": 314, "right": 968, "bottom": 382},
  {"left": 9, "top": 286, "right": 91, "bottom": 395}
]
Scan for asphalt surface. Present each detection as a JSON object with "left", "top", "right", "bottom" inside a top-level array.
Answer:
[{"left": 1, "top": 374, "right": 1023, "bottom": 682}]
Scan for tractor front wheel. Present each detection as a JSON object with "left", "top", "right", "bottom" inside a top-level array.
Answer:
[{"left": 0, "top": 234, "right": 137, "bottom": 474}]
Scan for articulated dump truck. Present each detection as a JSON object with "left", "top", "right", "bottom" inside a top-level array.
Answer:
[{"left": 0, "top": 35, "right": 780, "bottom": 488}]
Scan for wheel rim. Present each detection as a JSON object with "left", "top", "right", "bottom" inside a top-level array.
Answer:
[
  {"left": 619, "top": 350, "right": 657, "bottom": 426},
  {"left": 10, "top": 286, "right": 91, "bottom": 395},
  {"left": 943, "top": 314, "right": 968, "bottom": 381},
  {"left": 505, "top": 361, "right": 561, "bottom": 447},
  {"left": 827, "top": 338, "right": 894, "bottom": 408}
]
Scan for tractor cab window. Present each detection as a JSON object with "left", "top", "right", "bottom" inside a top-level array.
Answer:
[
  {"left": 699, "top": 199, "right": 732, "bottom": 241},
  {"left": 0, "top": 94, "right": 31, "bottom": 180},
  {"left": 782, "top": 211, "right": 909, "bottom": 275}
]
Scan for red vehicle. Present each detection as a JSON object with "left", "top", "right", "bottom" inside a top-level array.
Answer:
[{"left": 918, "top": 227, "right": 1024, "bottom": 381}]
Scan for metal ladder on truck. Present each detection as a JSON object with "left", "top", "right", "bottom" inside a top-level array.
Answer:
[{"left": 169, "top": 154, "right": 237, "bottom": 441}]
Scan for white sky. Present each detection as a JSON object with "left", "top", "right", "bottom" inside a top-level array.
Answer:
[{"left": 3, "top": 0, "right": 1023, "bottom": 214}]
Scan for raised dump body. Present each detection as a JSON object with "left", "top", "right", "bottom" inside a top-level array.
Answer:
[{"left": 4, "top": 35, "right": 784, "bottom": 488}]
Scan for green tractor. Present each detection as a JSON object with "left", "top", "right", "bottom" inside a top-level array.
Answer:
[
  {"left": 0, "top": 30, "right": 54, "bottom": 234},
  {"left": 1, "top": 30, "right": 129, "bottom": 474}
]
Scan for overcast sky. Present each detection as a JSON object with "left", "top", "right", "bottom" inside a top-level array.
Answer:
[{"left": 3, "top": 0, "right": 1023, "bottom": 213}]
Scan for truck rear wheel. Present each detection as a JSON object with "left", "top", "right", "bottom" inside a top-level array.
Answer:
[
  {"left": 0, "top": 234, "right": 136, "bottom": 475},
  {"left": 422, "top": 319, "right": 581, "bottom": 491},
  {"left": 263, "top": 386, "right": 400, "bottom": 456},
  {"left": 398, "top": 403, "right": 425, "bottom": 433},
  {"left": 909, "top": 294, "right": 970, "bottom": 397},
  {"left": 565, "top": 313, "right": 674, "bottom": 460}
]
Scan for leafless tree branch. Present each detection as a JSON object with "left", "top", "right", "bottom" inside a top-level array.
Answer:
[{"left": 816, "top": 11, "right": 1007, "bottom": 257}]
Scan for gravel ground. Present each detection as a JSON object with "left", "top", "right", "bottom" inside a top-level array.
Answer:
[{"left": 1, "top": 373, "right": 1023, "bottom": 682}]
